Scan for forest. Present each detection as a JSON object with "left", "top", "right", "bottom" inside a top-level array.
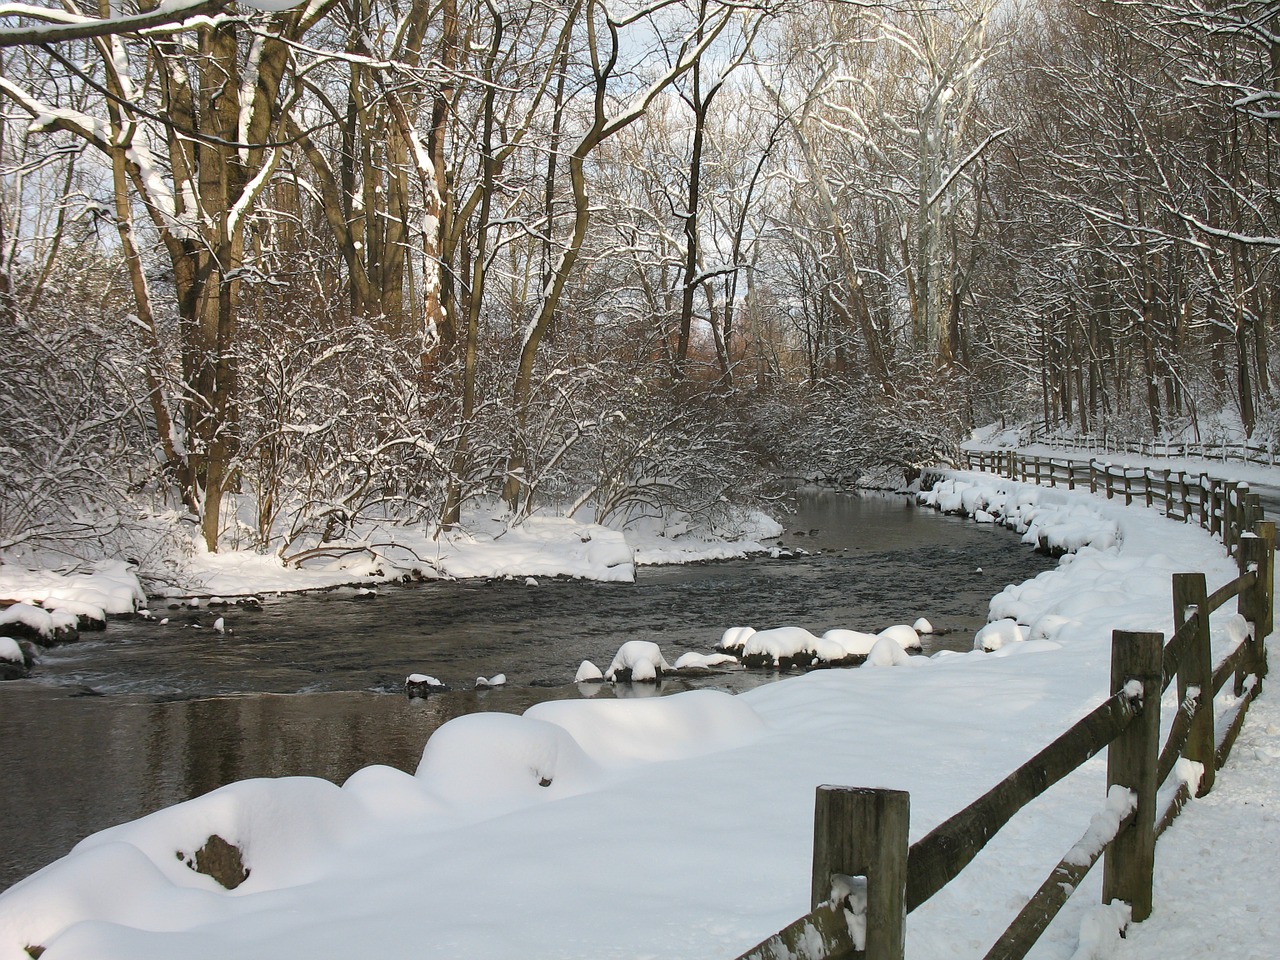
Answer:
[{"left": 0, "top": 0, "right": 1277, "bottom": 564}]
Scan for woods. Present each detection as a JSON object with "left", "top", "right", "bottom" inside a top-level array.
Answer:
[{"left": 1, "top": 0, "right": 1278, "bottom": 562}]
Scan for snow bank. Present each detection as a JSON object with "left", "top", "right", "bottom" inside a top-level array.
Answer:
[
  {"left": 0, "top": 561, "right": 143, "bottom": 615},
  {"left": 164, "top": 503, "right": 784, "bottom": 597},
  {"left": 920, "top": 475, "right": 1120, "bottom": 555}
]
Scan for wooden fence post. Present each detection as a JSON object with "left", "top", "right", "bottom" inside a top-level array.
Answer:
[
  {"left": 1143, "top": 469, "right": 1153, "bottom": 508},
  {"left": 1224, "top": 483, "right": 1237, "bottom": 553},
  {"left": 1172, "top": 573, "right": 1215, "bottom": 796},
  {"left": 812, "top": 785, "right": 910, "bottom": 960},
  {"left": 1247, "top": 493, "right": 1263, "bottom": 532},
  {"left": 1161, "top": 469, "right": 1171, "bottom": 518},
  {"left": 1208, "top": 480, "right": 1221, "bottom": 539},
  {"left": 1123, "top": 469, "right": 1133, "bottom": 506},
  {"left": 1103, "top": 630, "right": 1162, "bottom": 923},
  {"left": 1238, "top": 521, "right": 1274, "bottom": 682}
]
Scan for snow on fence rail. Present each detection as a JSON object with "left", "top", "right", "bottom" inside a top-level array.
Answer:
[
  {"left": 1022, "top": 424, "right": 1278, "bottom": 466},
  {"left": 733, "top": 519, "right": 1274, "bottom": 960},
  {"left": 962, "top": 449, "right": 1263, "bottom": 556}
]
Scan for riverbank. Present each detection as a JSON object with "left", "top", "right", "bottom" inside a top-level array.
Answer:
[
  {"left": 0, "top": 500, "right": 788, "bottom": 604},
  {"left": 0, "top": 472, "right": 1270, "bottom": 960}
]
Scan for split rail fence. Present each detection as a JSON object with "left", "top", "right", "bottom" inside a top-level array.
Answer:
[
  {"left": 732, "top": 506, "right": 1274, "bottom": 960},
  {"left": 962, "top": 449, "right": 1265, "bottom": 556},
  {"left": 1022, "top": 429, "right": 1278, "bottom": 467}
]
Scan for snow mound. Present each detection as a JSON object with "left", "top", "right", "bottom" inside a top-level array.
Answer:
[
  {"left": 715, "top": 626, "right": 756, "bottom": 651},
  {"left": 0, "top": 602, "right": 77, "bottom": 642},
  {"left": 821, "top": 629, "right": 883, "bottom": 657},
  {"left": 415, "top": 713, "right": 602, "bottom": 809},
  {"left": 877, "top": 624, "right": 922, "bottom": 650},
  {"left": 975, "top": 618, "right": 1027, "bottom": 652},
  {"left": 673, "top": 651, "right": 739, "bottom": 670},
  {"left": 864, "top": 636, "right": 912, "bottom": 667},
  {"left": 526, "top": 689, "right": 765, "bottom": 769},
  {"left": 741, "top": 626, "right": 820, "bottom": 667},
  {"left": 574, "top": 660, "right": 603, "bottom": 682},
  {"left": 0, "top": 637, "right": 23, "bottom": 663},
  {"left": 604, "top": 640, "right": 671, "bottom": 682}
]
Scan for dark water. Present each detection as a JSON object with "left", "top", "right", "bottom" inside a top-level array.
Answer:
[{"left": 0, "top": 491, "right": 1055, "bottom": 892}]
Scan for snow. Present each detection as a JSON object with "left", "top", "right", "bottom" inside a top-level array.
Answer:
[
  {"left": 0, "top": 561, "right": 144, "bottom": 614},
  {"left": 604, "top": 639, "right": 671, "bottom": 681},
  {"left": 1062, "top": 786, "right": 1137, "bottom": 868},
  {"left": 0, "top": 637, "right": 22, "bottom": 663},
  {"left": 975, "top": 617, "right": 1027, "bottom": 652},
  {"left": 574, "top": 660, "right": 603, "bottom": 682},
  {"left": 820, "top": 628, "right": 884, "bottom": 656},
  {"left": 126, "top": 503, "right": 784, "bottom": 598},
  {"left": 878, "top": 624, "right": 922, "bottom": 650},
  {"left": 864, "top": 635, "right": 912, "bottom": 667},
  {"left": 0, "top": 602, "right": 76, "bottom": 639},
  {"left": 742, "top": 625, "right": 820, "bottom": 664},
  {"left": 0, "top": 466, "right": 1276, "bottom": 960},
  {"left": 672, "top": 651, "right": 739, "bottom": 669}
]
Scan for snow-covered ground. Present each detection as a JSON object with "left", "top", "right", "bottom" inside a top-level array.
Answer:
[
  {"left": 0, "top": 467, "right": 1275, "bottom": 960},
  {"left": 0, "top": 503, "right": 786, "bottom": 601}
]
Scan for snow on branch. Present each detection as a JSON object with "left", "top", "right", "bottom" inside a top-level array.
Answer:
[{"left": 0, "top": 0, "right": 236, "bottom": 48}]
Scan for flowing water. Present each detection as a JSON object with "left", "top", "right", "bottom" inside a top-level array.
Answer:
[{"left": 0, "top": 490, "right": 1056, "bottom": 891}]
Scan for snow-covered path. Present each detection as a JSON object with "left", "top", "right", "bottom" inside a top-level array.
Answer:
[{"left": 1112, "top": 682, "right": 1280, "bottom": 960}]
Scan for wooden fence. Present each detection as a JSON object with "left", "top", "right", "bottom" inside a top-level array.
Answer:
[
  {"left": 1021, "top": 431, "right": 1277, "bottom": 466},
  {"left": 961, "top": 450, "right": 1265, "bottom": 556},
  {"left": 733, "top": 519, "right": 1274, "bottom": 960}
]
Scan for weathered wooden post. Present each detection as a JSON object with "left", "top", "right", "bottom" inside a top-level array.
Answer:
[
  {"left": 1162, "top": 469, "right": 1171, "bottom": 518},
  {"left": 1172, "top": 573, "right": 1215, "bottom": 796},
  {"left": 1238, "top": 521, "right": 1274, "bottom": 682},
  {"left": 1143, "top": 469, "right": 1153, "bottom": 508},
  {"left": 1247, "top": 493, "right": 1263, "bottom": 531},
  {"left": 1224, "top": 483, "right": 1237, "bottom": 553},
  {"left": 1103, "top": 630, "right": 1162, "bottom": 922},
  {"left": 812, "top": 785, "right": 910, "bottom": 960},
  {"left": 1123, "top": 469, "right": 1133, "bottom": 506},
  {"left": 1208, "top": 480, "right": 1221, "bottom": 539}
]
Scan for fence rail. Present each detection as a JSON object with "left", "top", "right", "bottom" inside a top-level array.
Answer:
[
  {"left": 734, "top": 516, "right": 1274, "bottom": 960},
  {"left": 961, "top": 450, "right": 1264, "bottom": 555},
  {"left": 1021, "top": 425, "right": 1276, "bottom": 466}
]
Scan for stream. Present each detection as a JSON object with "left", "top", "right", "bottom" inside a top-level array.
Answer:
[{"left": 1, "top": 490, "right": 1056, "bottom": 892}]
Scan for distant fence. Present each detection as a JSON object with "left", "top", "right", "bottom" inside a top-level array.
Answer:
[
  {"left": 961, "top": 449, "right": 1264, "bottom": 556},
  {"left": 732, "top": 518, "right": 1273, "bottom": 959},
  {"left": 1021, "top": 427, "right": 1277, "bottom": 467}
]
